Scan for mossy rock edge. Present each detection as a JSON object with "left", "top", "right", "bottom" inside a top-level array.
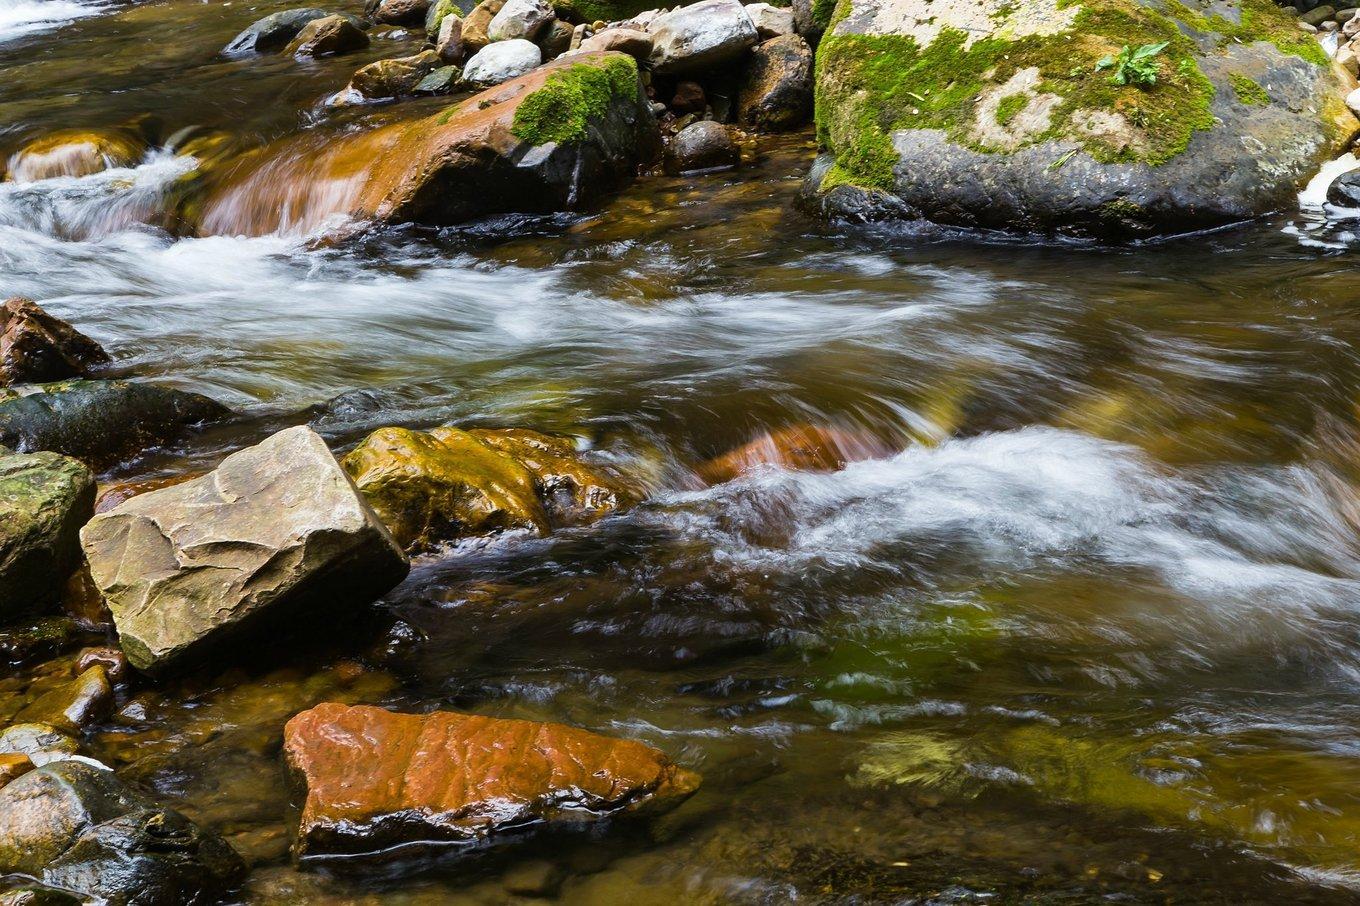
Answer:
[{"left": 807, "top": 0, "right": 1360, "bottom": 237}]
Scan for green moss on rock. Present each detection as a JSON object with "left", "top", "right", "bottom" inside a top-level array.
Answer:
[
  {"left": 813, "top": 0, "right": 1307, "bottom": 192},
  {"left": 551, "top": 0, "right": 657, "bottom": 22},
  {"left": 512, "top": 54, "right": 639, "bottom": 146},
  {"left": 1229, "top": 72, "right": 1270, "bottom": 106}
]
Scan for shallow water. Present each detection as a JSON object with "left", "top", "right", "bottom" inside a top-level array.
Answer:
[{"left": 7, "top": 2, "right": 1360, "bottom": 903}]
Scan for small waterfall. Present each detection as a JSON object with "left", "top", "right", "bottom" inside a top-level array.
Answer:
[{"left": 0, "top": 0, "right": 109, "bottom": 43}]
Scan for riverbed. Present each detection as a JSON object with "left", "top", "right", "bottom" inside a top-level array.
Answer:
[{"left": 6, "top": 1, "right": 1360, "bottom": 903}]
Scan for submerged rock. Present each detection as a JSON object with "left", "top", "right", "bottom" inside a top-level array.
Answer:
[
  {"left": 283, "top": 702, "right": 702, "bottom": 859},
  {"left": 223, "top": 8, "right": 329, "bottom": 54},
  {"left": 199, "top": 52, "right": 660, "bottom": 234},
  {"left": 648, "top": 0, "right": 759, "bottom": 74},
  {"left": 0, "top": 299, "right": 109, "bottom": 387},
  {"left": 341, "top": 425, "right": 634, "bottom": 551},
  {"left": 80, "top": 426, "right": 408, "bottom": 675},
  {"left": 14, "top": 666, "right": 112, "bottom": 734},
  {"left": 737, "top": 34, "right": 812, "bottom": 132},
  {"left": 285, "top": 13, "right": 370, "bottom": 57},
  {"left": 0, "top": 380, "right": 231, "bottom": 467},
  {"left": 462, "top": 37, "right": 543, "bottom": 84},
  {"left": 0, "top": 449, "right": 94, "bottom": 624},
  {"left": 667, "top": 120, "right": 740, "bottom": 172},
  {"left": 5, "top": 130, "right": 147, "bottom": 183},
  {"left": 0, "top": 760, "right": 245, "bottom": 905},
  {"left": 0, "top": 618, "right": 80, "bottom": 667},
  {"left": 698, "top": 423, "right": 894, "bottom": 483},
  {"left": 808, "top": 0, "right": 1359, "bottom": 237}
]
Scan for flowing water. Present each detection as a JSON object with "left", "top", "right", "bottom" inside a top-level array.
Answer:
[{"left": 8, "top": 2, "right": 1360, "bottom": 903}]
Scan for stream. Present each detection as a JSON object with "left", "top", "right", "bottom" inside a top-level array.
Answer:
[{"left": 7, "top": 1, "right": 1360, "bottom": 903}]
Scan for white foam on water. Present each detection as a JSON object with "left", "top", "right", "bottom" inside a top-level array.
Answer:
[{"left": 0, "top": 0, "right": 109, "bottom": 42}]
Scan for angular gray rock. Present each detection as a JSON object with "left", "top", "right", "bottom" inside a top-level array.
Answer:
[
  {"left": 743, "top": 2, "right": 793, "bottom": 38},
  {"left": 462, "top": 38, "right": 542, "bottom": 84},
  {"left": 0, "top": 761, "right": 245, "bottom": 906},
  {"left": 648, "top": 0, "right": 758, "bottom": 74},
  {"left": 487, "top": 0, "right": 554, "bottom": 42},
  {"left": 0, "top": 449, "right": 94, "bottom": 624},
  {"left": 80, "top": 426, "right": 409, "bottom": 676}
]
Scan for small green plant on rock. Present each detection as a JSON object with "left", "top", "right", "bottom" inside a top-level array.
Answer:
[
  {"left": 1095, "top": 41, "right": 1169, "bottom": 87},
  {"left": 994, "top": 93, "right": 1028, "bottom": 127}
]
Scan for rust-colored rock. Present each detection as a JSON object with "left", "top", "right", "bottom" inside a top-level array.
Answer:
[
  {"left": 283, "top": 702, "right": 701, "bottom": 859},
  {"left": 94, "top": 471, "right": 202, "bottom": 514},
  {"left": 0, "top": 753, "right": 33, "bottom": 790},
  {"left": 0, "top": 299, "right": 109, "bottom": 387},
  {"left": 61, "top": 564, "right": 111, "bottom": 631},
  {"left": 5, "top": 130, "right": 146, "bottom": 183},
  {"left": 74, "top": 646, "right": 127, "bottom": 683},
  {"left": 699, "top": 423, "right": 894, "bottom": 484}
]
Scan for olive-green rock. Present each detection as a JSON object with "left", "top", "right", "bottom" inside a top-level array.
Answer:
[
  {"left": 808, "top": 0, "right": 1360, "bottom": 237},
  {"left": 80, "top": 426, "right": 409, "bottom": 676},
  {"left": 0, "top": 380, "right": 231, "bottom": 467},
  {"left": 15, "top": 666, "right": 112, "bottom": 734},
  {"left": 0, "top": 761, "right": 245, "bottom": 905},
  {"left": 0, "top": 449, "right": 94, "bottom": 624},
  {"left": 347, "top": 50, "right": 442, "bottom": 100},
  {"left": 342, "top": 425, "right": 636, "bottom": 552}
]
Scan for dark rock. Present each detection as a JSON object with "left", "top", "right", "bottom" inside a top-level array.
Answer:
[
  {"left": 80, "top": 426, "right": 409, "bottom": 676},
  {"left": 0, "top": 299, "right": 109, "bottom": 387},
  {"left": 413, "top": 65, "right": 464, "bottom": 94},
  {"left": 791, "top": 0, "right": 825, "bottom": 40},
  {"left": 0, "top": 618, "right": 80, "bottom": 667},
  {"left": 0, "top": 761, "right": 245, "bottom": 906},
  {"left": 0, "top": 379, "right": 231, "bottom": 467},
  {"left": 810, "top": 0, "right": 1360, "bottom": 237},
  {"left": 1326, "top": 167, "right": 1360, "bottom": 205},
  {"left": 223, "top": 8, "right": 329, "bottom": 54},
  {"left": 540, "top": 18, "right": 575, "bottom": 58},
  {"left": 671, "top": 79, "right": 707, "bottom": 113},
  {"left": 737, "top": 34, "right": 812, "bottom": 131},
  {"left": 365, "top": 0, "right": 432, "bottom": 25},
  {"left": 1301, "top": 3, "right": 1336, "bottom": 23},
  {"left": 666, "top": 120, "right": 740, "bottom": 172},
  {"left": 0, "top": 885, "right": 82, "bottom": 906},
  {"left": 285, "top": 13, "right": 370, "bottom": 57},
  {"left": 283, "top": 702, "right": 701, "bottom": 859},
  {"left": 75, "top": 646, "right": 128, "bottom": 683},
  {"left": 0, "top": 449, "right": 94, "bottom": 624}
]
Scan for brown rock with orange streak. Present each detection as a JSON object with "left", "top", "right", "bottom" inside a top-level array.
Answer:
[
  {"left": 283, "top": 702, "right": 702, "bottom": 859},
  {"left": 698, "top": 423, "right": 895, "bottom": 484}
]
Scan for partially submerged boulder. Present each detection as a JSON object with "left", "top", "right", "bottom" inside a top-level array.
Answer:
[
  {"left": 341, "top": 425, "right": 634, "bottom": 551},
  {"left": 667, "top": 120, "right": 741, "bottom": 172},
  {"left": 0, "top": 298, "right": 109, "bottom": 387},
  {"left": 285, "top": 13, "right": 370, "bottom": 57},
  {"left": 14, "top": 666, "right": 112, "bottom": 734},
  {"left": 199, "top": 52, "right": 660, "bottom": 234},
  {"left": 79, "top": 426, "right": 409, "bottom": 675},
  {"left": 648, "top": 0, "right": 759, "bottom": 74},
  {"left": 366, "top": 0, "right": 432, "bottom": 25},
  {"left": 223, "top": 8, "right": 329, "bottom": 54},
  {"left": 737, "top": 34, "right": 812, "bottom": 132},
  {"left": 0, "top": 380, "right": 231, "bottom": 467},
  {"left": 0, "top": 760, "right": 245, "bottom": 905},
  {"left": 283, "top": 702, "right": 701, "bottom": 859},
  {"left": 808, "top": 0, "right": 1360, "bottom": 237},
  {"left": 5, "top": 130, "right": 147, "bottom": 184},
  {"left": 0, "top": 449, "right": 94, "bottom": 624},
  {"left": 698, "top": 423, "right": 894, "bottom": 483},
  {"left": 342, "top": 50, "right": 443, "bottom": 101}
]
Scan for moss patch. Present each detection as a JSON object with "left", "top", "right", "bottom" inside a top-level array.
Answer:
[
  {"left": 813, "top": 0, "right": 1256, "bottom": 191},
  {"left": 552, "top": 0, "right": 659, "bottom": 22},
  {"left": 1168, "top": 0, "right": 1329, "bottom": 65},
  {"left": 994, "top": 93, "right": 1029, "bottom": 126},
  {"left": 1228, "top": 72, "right": 1270, "bottom": 106},
  {"left": 511, "top": 54, "right": 639, "bottom": 146}
]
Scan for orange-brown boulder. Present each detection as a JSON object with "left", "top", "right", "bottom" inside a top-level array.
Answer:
[
  {"left": 0, "top": 299, "right": 109, "bottom": 387},
  {"left": 698, "top": 423, "right": 894, "bottom": 484},
  {"left": 283, "top": 702, "right": 701, "bottom": 859},
  {"left": 0, "top": 753, "right": 33, "bottom": 791}
]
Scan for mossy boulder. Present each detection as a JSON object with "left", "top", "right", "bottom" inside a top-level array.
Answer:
[
  {"left": 198, "top": 52, "right": 660, "bottom": 235},
  {"left": 807, "top": 0, "right": 1360, "bottom": 237},
  {"left": 551, "top": 0, "right": 662, "bottom": 24},
  {"left": 342, "top": 425, "right": 636, "bottom": 551},
  {"left": 0, "top": 450, "right": 94, "bottom": 625},
  {"left": 0, "top": 380, "right": 231, "bottom": 468}
]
